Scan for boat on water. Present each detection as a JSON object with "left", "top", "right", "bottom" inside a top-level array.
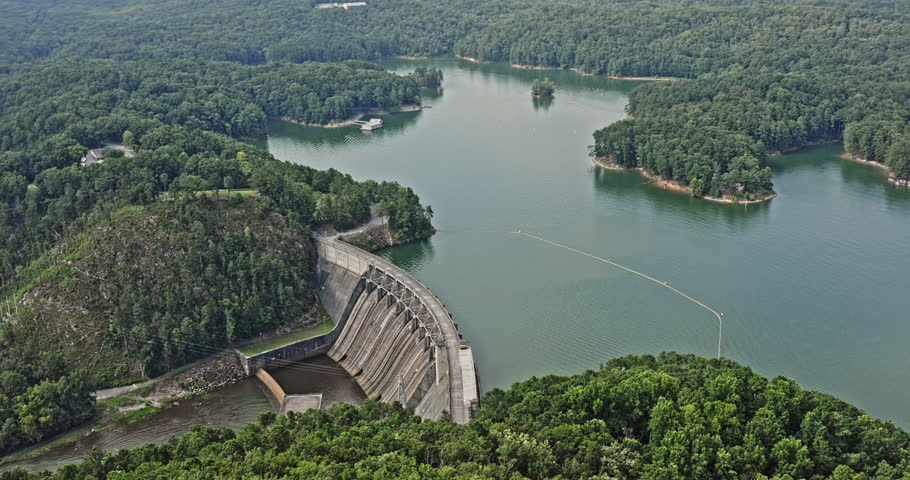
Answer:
[{"left": 360, "top": 118, "right": 383, "bottom": 131}]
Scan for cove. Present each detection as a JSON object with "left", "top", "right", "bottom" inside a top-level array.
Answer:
[{"left": 263, "top": 57, "right": 910, "bottom": 428}]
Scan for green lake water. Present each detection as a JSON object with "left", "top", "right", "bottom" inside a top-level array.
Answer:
[
  {"left": 263, "top": 57, "right": 910, "bottom": 427},
  {"left": 7, "top": 56, "right": 909, "bottom": 473}
]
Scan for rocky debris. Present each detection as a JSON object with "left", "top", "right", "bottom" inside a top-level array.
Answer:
[
  {"left": 340, "top": 223, "right": 395, "bottom": 252},
  {"left": 143, "top": 353, "right": 246, "bottom": 401},
  {"left": 118, "top": 401, "right": 160, "bottom": 413}
]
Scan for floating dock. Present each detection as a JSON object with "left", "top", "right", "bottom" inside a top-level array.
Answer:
[{"left": 353, "top": 118, "right": 383, "bottom": 131}]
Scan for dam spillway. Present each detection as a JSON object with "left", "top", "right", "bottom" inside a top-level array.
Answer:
[{"left": 315, "top": 238, "right": 479, "bottom": 423}]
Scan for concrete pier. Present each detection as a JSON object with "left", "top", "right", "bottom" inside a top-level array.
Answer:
[
  {"left": 256, "top": 368, "right": 324, "bottom": 415},
  {"left": 280, "top": 394, "right": 323, "bottom": 415}
]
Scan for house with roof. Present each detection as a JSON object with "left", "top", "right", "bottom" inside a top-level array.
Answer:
[
  {"left": 80, "top": 144, "right": 136, "bottom": 167},
  {"left": 80, "top": 149, "right": 105, "bottom": 166}
]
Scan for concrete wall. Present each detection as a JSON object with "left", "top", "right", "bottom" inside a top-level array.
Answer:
[
  {"left": 239, "top": 237, "right": 480, "bottom": 424},
  {"left": 256, "top": 368, "right": 287, "bottom": 406},
  {"left": 316, "top": 238, "right": 479, "bottom": 424},
  {"left": 241, "top": 330, "right": 338, "bottom": 376},
  {"left": 255, "top": 368, "right": 323, "bottom": 415},
  {"left": 238, "top": 264, "right": 365, "bottom": 376}
]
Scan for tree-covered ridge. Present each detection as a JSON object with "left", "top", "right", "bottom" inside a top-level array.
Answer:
[
  {"left": 0, "top": 0, "right": 519, "bottom": 69},
  {"left": 4, "top": 354, "right": 909, "bottom": 479},
  {"left": 3, "top": 0, "right": 909, "bottom": 190},
  {"left": 0, "top": 59, "right": 434, "bottom": 456},
  {"left": 452, "top": 1, "right": 910, "bottom": 190},
  {"left": 454, "top": 3, "right": 910, "bottom": 78},
  {"left": 0, "top": 59, "right": 420, "bottom": 149},
  {"left": 0, "top": 165, "right": 432, "bottom": 453},
  {"left": 6, "top": 197, "right": 317, "bottom": 382},
  {"left": 0, "top": 196, "right": 315, "bottom": 455},
  {"left": 0, "top": 58, "right": 434, "bottom": 288}
]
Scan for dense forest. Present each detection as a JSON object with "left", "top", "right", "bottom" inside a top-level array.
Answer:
[
  {"left": 0, "top": 170, "right": 431, "bottom": 454},
  {"left": 0, "top": 59, "right": 420, "bottom": 148},
  {"left": 0, "top": 1, "right": 441, "bottom": 453},
  {"left": 453, "top": 1, "right": 910, "bottom": 194},
  {"left": 3, "top": 354, "right": 909, "bottom": 479},
  {"left": 0, "top": 196, "right": 317, "bottom": 454},
  {"left": 2, "top": 0, "right": 909, "bottom": 464},
  {"left": 3, "top": 0, "right": 908, "bottom": 195}
]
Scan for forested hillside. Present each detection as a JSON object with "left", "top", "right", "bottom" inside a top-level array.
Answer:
[
  {"left": 0, "top": 0, "right": 514, "bottom": 69},
  {"left": 0, "top": 120, "right": 433, "bottom": 449},
  {"left": 0, "top": 196, "right": 317, "bottom": 454},
  {"left": 0, "top": 1, "right": 438, "bottom": 454},
  {"left": 454, "top": 1, "right": 910, "bottom": 195},
  {"left": 2, "top": 0, "right": 909, "bottom": 464},
  {"left": 4, "top": 354, "right": 909, "bottom": 479},
  {"left": 3, "top": 0, "right": 908, "bottom": 196},
  {"left": 0, "top": 59, "right": 420, "bottom": 148}
]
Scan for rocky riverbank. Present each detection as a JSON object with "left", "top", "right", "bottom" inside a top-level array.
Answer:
[
  {"left": 840, "top": 152, "right": 909, "bottom": 187},
  {"left": 340, "top": 223, "right": 419, "bottom": 251}
]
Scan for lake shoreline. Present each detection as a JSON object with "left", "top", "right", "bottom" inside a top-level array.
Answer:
[
  {"left": 591, "top": 156, "right": 778, "bottom": 204},
  {"left": 768, "top": 141, "right": 907, "bottom": 187},
  {"left": 840, "top": 152, "right": 909, "bottom": 187},
  {"left": 770, "top": 140, "right": 842, "bottom": 156},
  {"left": 507, "top": 62, "right": 679, "bottom": 81},
  {"left": 455, "top": 54, "right": 491, "bottom": 64},
  {"left": 280, "top": 104, "right": 422, "bottom": 128}
]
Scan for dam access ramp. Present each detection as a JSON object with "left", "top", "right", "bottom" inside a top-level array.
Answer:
[{"left": 315, "top": 237, "right": 479, "bottom": 424}]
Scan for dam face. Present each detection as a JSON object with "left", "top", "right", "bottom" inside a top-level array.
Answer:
[{"left": 314, "top": 238, "right": 479, "bottom": 423}]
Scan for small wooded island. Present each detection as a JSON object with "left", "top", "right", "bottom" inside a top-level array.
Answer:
[
  {"left": 412, "top": 66, "right": 444, "bottom": 87},
  {"left": 531, "top": 77, "right": 556, "bottom": 97}
]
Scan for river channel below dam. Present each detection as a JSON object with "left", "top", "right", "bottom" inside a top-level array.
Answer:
[{"left": 5, "top": 57, "right": 910, "bottom": 472}]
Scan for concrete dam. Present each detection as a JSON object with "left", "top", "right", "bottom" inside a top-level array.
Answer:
[{"left": 242, "top": 237, "right": 480, "bottom": 424}]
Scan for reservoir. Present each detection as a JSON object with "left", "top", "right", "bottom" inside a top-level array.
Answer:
[
  {"left": 5, "top": 56, "right": 909, "bottom": 472},
  {"left": 265, "top": 57, "right": 910, "bottom": 427}
]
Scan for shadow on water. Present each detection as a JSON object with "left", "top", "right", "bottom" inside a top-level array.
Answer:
[
  {"left": 838, "top": 160, "right": 910, "bottom": 207},
  {"left": 261, "top": 110, "right": 423, "bottom": 150},
  {"left": 421, "top": 86, "right": 443, "bottom": 101},
  {"left": 382, "top": 57, "right": 642, "bottom": 96},
  {"left": 591, "top": 167, "right": 771, "bottom": 231},
  {"left": 375, "top": 239, "right": 436, "bottom": 271},
  {"left": 532, "top": 96, "right": 554, "bottom": 111},
  {"left": 769, "top": 144, "right": 910, "bottom": 207}
]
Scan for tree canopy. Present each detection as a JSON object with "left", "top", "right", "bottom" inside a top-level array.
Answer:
[
  {"left": 531, "top": 78, "right": 555, "bottom": 97},
  {"left": 4, "top": 353, "right": 910, "bottom": 480},
  {"left": 2, "top": 0, "right": 909, "bottom": 461},
  {"left": 453, "top": 1, "right": 910, "bottom": 189}
]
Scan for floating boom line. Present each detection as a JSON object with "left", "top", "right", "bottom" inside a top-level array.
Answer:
[{"left": 437, "top": 228, "right": 724, "bottom": 359}]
